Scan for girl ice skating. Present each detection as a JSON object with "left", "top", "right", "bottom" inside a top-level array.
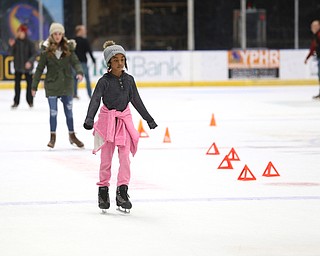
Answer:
[{"left": 83, "top": 41, "right": 157, "bottom": 213}]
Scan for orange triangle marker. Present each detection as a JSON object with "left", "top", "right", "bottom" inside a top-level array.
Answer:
[
  {"left": 206, "top": 142, "right": 220, "bottom": 155},
  {"left": 238, "top": 165, "right": 256, "bottom": 181},
  {"left": 227, "top": 147, "right": 240, "bottom": 161},
  {"left": 218, "top": 155, "right": 233, "bottom": 169},
  {"left": 137, "top": 119, "right": 149, "bottom": 138},
  {"left": 262, "top": 162, "right": 280, "bottom": 177},
  {"left": 163, "top": 127, "right": 171, "bottom": 143},
  {"left": 210, "top": 114, "right": 216, "bottom": 126}
]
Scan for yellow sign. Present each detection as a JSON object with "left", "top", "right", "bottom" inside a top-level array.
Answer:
[
  {"left": 0, "top": 54, "right": 45, "bottom": 81},
  {"left": 4, "top": 56, "right": 15, "bottom": 79},
  {"left": 228, "top": 50, "right": 280, "bottom": 69},
  {"left": 0, "top": 55, "right": 3, "bottom": 80}
]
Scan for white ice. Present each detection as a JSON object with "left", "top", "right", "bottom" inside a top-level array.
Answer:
[{"left": 0, "top": 85, "right": 320, "bottom": 256}]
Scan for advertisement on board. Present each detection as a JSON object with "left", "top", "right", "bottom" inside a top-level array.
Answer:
[{"left": 228, "top": 49, "right": 280, "bottom": 79}]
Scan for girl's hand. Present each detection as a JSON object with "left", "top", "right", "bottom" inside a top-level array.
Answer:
[
  {"left": 148, "top": 120, "right": 158, "bottom": 129},
  {"left": 76, "top": 74, "right": 83, "bottom": 81},
  {"left": 31, "top": 90, "right": 36, "bottom": 97}
]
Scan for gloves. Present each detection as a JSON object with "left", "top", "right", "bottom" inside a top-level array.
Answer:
[
  {"left": 148, "top": 120, "right": 158, "bottom": 129},
  {"left": 83, "top": 123, "right": 93, "bottom": 130}
]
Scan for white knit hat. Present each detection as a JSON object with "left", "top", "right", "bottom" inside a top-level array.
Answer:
[
  {"left": 49, "top": 23, "right": 65, "bottom": 35},
  {"left": 103, "top": 44, "right": 126, "bottom": 64}
]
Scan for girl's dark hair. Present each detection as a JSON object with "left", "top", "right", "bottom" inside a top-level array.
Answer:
[{"left": 46, "top": 36, "right": 71, "bottom": 58}]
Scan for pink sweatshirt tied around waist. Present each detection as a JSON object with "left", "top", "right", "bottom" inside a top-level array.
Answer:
[{"left": 92, "top": 105, "right": 139, "bottom": 156}]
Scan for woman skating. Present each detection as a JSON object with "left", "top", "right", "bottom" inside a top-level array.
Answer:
[{"left": 32, "top": 23, "right": 84, "bottom": 148}]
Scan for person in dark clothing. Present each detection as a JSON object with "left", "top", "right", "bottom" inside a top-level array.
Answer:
[
  {"left": 305, "top": 20, "right": 320, "bottom": 99},
  {"left": 73, "top": 25, "right": 96, "bottom": 99},
  {"left": 83, "top": 41, "right": 157, "bottom": 213},
  {"left": 8, "top": 24, "right": 37, "bottom": 108}
]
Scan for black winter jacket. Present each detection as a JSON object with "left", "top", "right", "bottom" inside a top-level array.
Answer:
[
  {"left": 9, "top": 38, "right": 37, "bottom": 73},
  {"left": 84, "top": 71, "right": 156, "bottom": 128}
]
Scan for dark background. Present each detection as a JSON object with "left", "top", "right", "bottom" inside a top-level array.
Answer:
[{"left": 1, "top": 0, "right": 320, "bottom": 51}]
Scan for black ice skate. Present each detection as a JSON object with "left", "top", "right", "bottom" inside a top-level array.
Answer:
[
  {"left": 98, "top": 186, "right": 110, "bottom": 213},
  {"left": 116, "top": 185, "right": 132, "bottom": 214},
  {"left": 312, "top": 94, "right": 320, "bottom": 100}
]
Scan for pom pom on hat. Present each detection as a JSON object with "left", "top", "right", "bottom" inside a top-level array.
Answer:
[
  {"left": 17, "top": 24, "right": 28, "bottom": 33},
  {"left": 49, "top": 23, "right": 65, "bottom": 35},
  {"left": 103, "top": 40, "right": 126, "bottom": 64}
]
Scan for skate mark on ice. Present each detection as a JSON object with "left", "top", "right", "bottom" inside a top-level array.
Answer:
[{"left": 1, "top": 196, "right": 320, "bottom": 207}]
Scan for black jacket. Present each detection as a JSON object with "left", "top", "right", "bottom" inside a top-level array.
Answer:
[
  {"left": 74, "top": 36, "right": 95, "bottom": 63},
  {"left": 84, "top": 72, "right": 156, "bottom": 128},
  {"left": 9, "top": 38, "right": 37, "bottom": 73},
  {"left": 306, "top": 29, "right": 320, "bottom": 61}
]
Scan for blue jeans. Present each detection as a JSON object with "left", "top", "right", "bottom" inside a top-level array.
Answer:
[
  {"left": 74, "top": 63, "right": 92, "bottom": 97},
  {"left": 48, "top": 96, "right": 74, "bottom": 132}
]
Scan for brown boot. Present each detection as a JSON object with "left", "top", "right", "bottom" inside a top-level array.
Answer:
[
  {"left": 69, "top": 132, "right": 84, "bottom": 148},
  {"left": 47, "top": 132, "right": 56, "bottom": 148}
]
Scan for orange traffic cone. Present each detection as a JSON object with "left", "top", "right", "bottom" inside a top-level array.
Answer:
[
  {"left": 227, "top": 147, "right": 240, "bottom": 161},
  {"left": 137, "top": 119, "right": 149, "bottom": 138},
  {"left": 210, "top": 114, "right": 216, "bottom": 126},
  {"left": 163, "top": 127, "right": 171, "bottom": 143},
  {"left": 206, "top": 142, "right": 220, "bottom": 155},
  {"left": 218, "top": 155, "right": 233, "bottom": 169},
  {"left": 238, "top": 165, "right": 256, "bottom": 181},
  {"left": 262, "top": 162, "right": 280, "bottom": 177}
]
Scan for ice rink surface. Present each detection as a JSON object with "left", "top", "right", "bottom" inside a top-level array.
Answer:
[{"left": 1, "top": 85, "right": 320, "bottom": 256}]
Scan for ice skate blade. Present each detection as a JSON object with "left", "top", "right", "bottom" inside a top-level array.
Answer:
[
  {"left": 98, "top": 201, "right": 110, "bottom": 210},
  {"left": 101, "top": 209, "right": 108, "bottom": 214},
  {"left": 117, "top": 207, "right": 130, "bottom": 214}
]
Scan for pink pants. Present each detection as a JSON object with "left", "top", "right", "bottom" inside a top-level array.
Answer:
[{"left": 96, "top": 130, "right": 131, "bottom": 187}]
